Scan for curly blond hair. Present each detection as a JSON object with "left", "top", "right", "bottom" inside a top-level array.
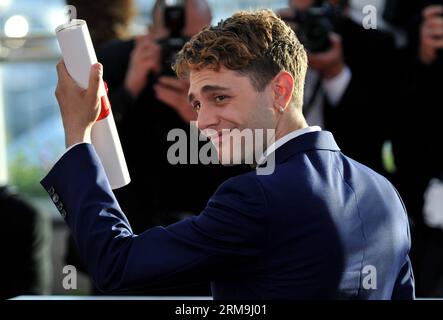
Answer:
[{"left": 173, "top": 9, "right": 307, "bottom": 109}]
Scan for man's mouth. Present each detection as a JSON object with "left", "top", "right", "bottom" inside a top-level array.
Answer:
[
  {"left": 205, "top": 130, "right": 231, "bottom": 145},
  {"left": 211, "top": 131, "right": 224, "bottom": 142}
]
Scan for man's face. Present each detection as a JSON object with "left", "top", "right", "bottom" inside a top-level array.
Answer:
[{"left": 188, "top": 67, "right": 276, "bottom": 164}]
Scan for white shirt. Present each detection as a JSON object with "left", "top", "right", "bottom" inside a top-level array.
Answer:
[
  {"left": 257, "top": 126, "right": 322, "bottom": 166},
  {"left": 305, "top": 67, "right": 352, "bottom": 127},
  {"left": 323, "top": 66, "right": 352, "bottom": 106},
  {"left": 59, "top": 142, "right": 88, "bottom": 159},
  {"left": 424, "top": 179, "right": 443, "bottom": 229}
]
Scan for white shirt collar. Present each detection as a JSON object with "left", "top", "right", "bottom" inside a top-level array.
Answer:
[{"left": 257, "top": 126, "right": 322, "bottom": 165}]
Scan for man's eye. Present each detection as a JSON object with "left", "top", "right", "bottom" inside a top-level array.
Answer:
[
  {"left": 215, "top": 95, "right": 228, "bottom": 103},
  {"left": 192, "top": 102, "right": 201, "bottom": 112}
]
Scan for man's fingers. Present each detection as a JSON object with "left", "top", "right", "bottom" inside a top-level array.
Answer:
[
  {"left": 157, "top": 76, "right": 189, "bottom": 91},
  {"left": 308, "top": 51, "right": 329, "bottom": 63},
  {"left": 56, "top": 59, "right": 64, "bottom": 76},
  {"left": 86, "top": 63, "right": 103, "bottom": 100},
  {"left": 329, "top": 33, "right": 342, "bottom": 46},
  {"left": 139, "top": 33, "right": 155, "bottom": 43},
  {"left": 135, "top": 34, "right": 152, "bottom": 46},
  {"left": 135, "top": 35, "right": 158, "bottom": 51},
  {"left": 55, "top": 59, "right": 82, "bottom": 101},
  {"left": 133, "top": 44, "right": 160, "bottom": 65},
  {"left": 308, "top": 33, "right": 340, "bottom": 61},
  {"left": 135, "top": 41, "right": 157, "bottom": 53},
  {"left": 136, "top": 49, "right": 159, "bottom": 61},
  {"left": 56, "top": 59, "right": 74, "bottom": 84},
  {"left": 154, "top": 85, "right": 182, "bottom": 107}
]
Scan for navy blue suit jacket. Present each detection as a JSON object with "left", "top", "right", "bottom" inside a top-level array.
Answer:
[{"left": 41, "top": 131, "right": 414, "bottom": 299}]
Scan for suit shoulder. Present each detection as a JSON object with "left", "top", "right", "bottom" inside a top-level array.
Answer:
[
  {"left": 341, "top": 154, "right": 403, "bottom": 202},
  {"left": 213, "top": 171, "right": 269, "bottom": 208}
]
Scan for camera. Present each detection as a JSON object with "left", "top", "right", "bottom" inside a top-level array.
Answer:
[
  {"left": 283, "top": 0, "right": 342, "bottom": 53},
  {"left": 157, "top": 0, "right": 189, "bottom": 76}
]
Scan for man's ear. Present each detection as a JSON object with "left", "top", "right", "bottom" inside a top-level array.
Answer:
[{"left": 272, "top": 71, "right": 294, "bottom": 113}]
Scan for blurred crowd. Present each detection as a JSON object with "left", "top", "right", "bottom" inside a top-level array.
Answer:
[{"left": 2, "top": 0, "right": 443, "bottom": 298}]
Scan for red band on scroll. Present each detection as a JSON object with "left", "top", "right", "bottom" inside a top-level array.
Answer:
[{"left": 97, "top": 81, "right": 111, "bottom": 121}]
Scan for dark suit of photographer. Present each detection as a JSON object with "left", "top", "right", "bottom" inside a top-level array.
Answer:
[
  {"left": 280, "top": 0, "right": 399, "bottom": 176},
  {"left": 0, "top": 185, "right": 51, "bottom": 299},
  {"left": 390, "top": 1, "right": 443, "bottom": 297},
  {"left": 95, "top": 0, "right": 247, "bottom": 295}
]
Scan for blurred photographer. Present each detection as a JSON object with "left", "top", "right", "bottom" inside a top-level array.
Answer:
[
  {"left": 279, "top": 0, "right": 399, "bottom": 175},
  {"left": 281, "top": 0, "right": 346, "bottom": 77},
  {"left": 106, "top": 0, "right": 209, "bottom": 123},
  {"left": 66, "top": 0, "right": 136, "bottom": 49},
  {"left": 419, "top": 4, "right": 443, "bottom": 64},
  {"left": 390, "top": 0, "right": 443, "bottom": 297}
]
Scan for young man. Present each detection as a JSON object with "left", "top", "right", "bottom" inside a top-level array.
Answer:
[{"left": 43, "top": 10, "right": 414, "bottom": 299}]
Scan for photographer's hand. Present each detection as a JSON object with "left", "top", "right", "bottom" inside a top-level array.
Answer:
[
  {"left": 420, "top": 5, "right": 443, "bottom": 65},
  {"left": 154, "top": 76, "right": 197, "bottom": 123},
  {"left": 124, "top": 34, "right": 161, "bottom": 98},
  {"left": 55, "top": 60, "right": 102, "bottom": 148},
  {"left": 308, "top": 33, "right": 345, "bottom": 79}
]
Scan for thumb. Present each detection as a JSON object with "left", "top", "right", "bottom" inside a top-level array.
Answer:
[
  {"left": 86, "top": 63, "right": 103, "bottom": 100},
  {"left": 330, "top": 33, "right": 341, "bottom": 47}
]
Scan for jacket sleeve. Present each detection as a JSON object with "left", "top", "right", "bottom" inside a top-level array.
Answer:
[
  {"left": 391, "top": 185, "right": 415, "bottom": 300},
  {"left": 392, "top": 256, "right": 415, "bottom": 300},
  {"left": 40, "top": 143, "right": 267, "bottom": 294}
]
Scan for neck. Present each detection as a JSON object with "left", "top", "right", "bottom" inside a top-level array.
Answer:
[
  {"left": 274, "top": 107, "right": 308, "bottom": 142},
  {"left": 254, "top": 108, "right": 308, "bottom": 168}
]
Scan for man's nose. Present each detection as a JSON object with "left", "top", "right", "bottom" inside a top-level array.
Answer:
[{"left": 196, "top": 104, "right": 219, "bottom": 131}]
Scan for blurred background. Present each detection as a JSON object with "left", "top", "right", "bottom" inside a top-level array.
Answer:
[{"left": 1, "top": 0, "right": 441, "bottom": 299}]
